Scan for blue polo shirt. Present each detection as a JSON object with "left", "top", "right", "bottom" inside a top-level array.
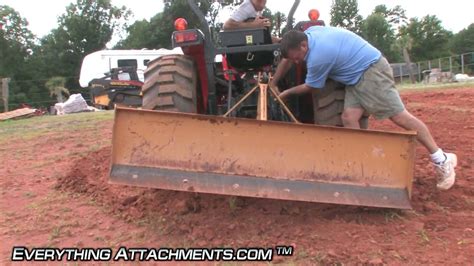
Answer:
[{"left": 304, "top": 26, "right": 381, "bottom": 89}]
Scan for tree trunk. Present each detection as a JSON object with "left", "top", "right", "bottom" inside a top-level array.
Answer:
[
  {"left": 403, "top": 47, "right": 416, "bottom": 84},
  {"left": 56, "top": 90, "right": 64, "bottom": 103}
]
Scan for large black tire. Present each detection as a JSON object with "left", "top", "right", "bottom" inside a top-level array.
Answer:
[
  {"left": 312, "top": 79, "right": 369, "bottom": 129},
  {"left": 142, "top": 55, "right": 199, "bottom": 112}
]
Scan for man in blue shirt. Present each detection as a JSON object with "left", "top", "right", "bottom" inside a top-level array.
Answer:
[{"left": 271, "top": 26, "right": 457, "bottom": 190}]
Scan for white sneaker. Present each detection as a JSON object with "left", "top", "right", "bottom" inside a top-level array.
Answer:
[{"left": 434, "top": 153, "right": 458, "bottom": 190}]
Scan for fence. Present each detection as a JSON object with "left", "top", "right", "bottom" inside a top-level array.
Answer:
[{"left": 391, "top": 52, "right": 474, "bottom": 83}]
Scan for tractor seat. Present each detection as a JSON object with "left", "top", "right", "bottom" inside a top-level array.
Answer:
[{"left": 219, "top": 27, "right": 275, "bottom": 71}]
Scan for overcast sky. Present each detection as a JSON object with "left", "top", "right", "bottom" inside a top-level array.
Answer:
[{"left": 2, "top": 0, "right": 473, "bottom": 39}]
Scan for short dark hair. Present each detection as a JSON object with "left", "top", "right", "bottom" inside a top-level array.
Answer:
[{"left": 280, "top": 30, "right": 308, "bottom": 58}]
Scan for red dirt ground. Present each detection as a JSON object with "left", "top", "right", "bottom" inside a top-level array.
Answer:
[{"left": 1, "top": 87, "right": 473, "bottom": 264}]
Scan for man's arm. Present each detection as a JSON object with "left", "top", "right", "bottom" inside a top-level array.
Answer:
[
  {"left": 269, "top": 58, "right": 293, "bottom": 92},
  {"left": 223, "top": 17, "right": 271, "bottom": 30},
  {"left": 278, "top": 83, "right": 313, "bottom": 101}
]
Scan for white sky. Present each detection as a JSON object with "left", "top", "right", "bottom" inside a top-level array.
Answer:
[{"left": 2, "top": 0, "right": 473, "bottom": 39}]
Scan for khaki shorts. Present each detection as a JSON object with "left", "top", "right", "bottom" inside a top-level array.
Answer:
[{"left": 345, "top": 57, "right": 405, "bottom": 120}]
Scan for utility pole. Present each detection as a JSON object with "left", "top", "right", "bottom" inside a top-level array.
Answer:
[{"left": 2, "top": 78, "right": 10, "bottom": 112}]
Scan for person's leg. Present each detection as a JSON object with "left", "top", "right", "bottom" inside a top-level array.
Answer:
[
  {"left": 390, "top": 109, "right": 438, "bottom": 153},
  {"left": 341, "top": 107, "right": 365, "bottom": 129},
  {"left": 350, "top": 57, "right": 458, "bottom": 189},
  {"left": 342, "top": 83, "right": 366, "bottom": 129},
  {"left": 389, "top": 109, "right": 457, "bottom": 189}
]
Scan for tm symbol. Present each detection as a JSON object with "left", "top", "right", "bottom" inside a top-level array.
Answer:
[{"left": 275, "top": 246, "right": 293, "bottom": 256}]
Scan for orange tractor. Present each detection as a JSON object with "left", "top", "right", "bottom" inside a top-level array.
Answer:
[{"left": 109, "top": 0, "right": 417, "bottom": 209}]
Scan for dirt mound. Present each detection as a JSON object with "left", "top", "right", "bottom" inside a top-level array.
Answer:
[{"left": 55, "top": 88, "right": 474, "bottom": 264}]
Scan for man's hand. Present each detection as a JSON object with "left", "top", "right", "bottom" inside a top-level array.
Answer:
[
  {"left": 253, "top": 16, "right": 271, "bottom": 28},
  {"left": 278, "top": 89, "right": 292, "bottom": 102},
  {"left": 278, "top": 84, "right": 313, "bottom": 102}
]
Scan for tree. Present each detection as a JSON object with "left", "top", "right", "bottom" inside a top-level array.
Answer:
[
  {"left": 0, "top": 5, "right": 34, "bottom": 78},
  {"left": 399, "top": 15, "right": 452, "bottom": 62},
  {"left": 361, "top": 13, "right": 398, "bottom": 62},
  {"left": 0, "top": 5, "right": 45, "bottom": 110},
  {"left": 46, "top": 77, "right": 69, "bottom": 103},
  {"left": 0, "top": 5, "right": 34, "bottom": 48},
  {"left": 118, "top": 0, "right": 238, "bottom": 49},
  {"left": 115, "top": 19, "right": 155, "bottom": 49},
  {"left": 450, "top": 23, "right": 474, "bottom": 73},
  {"left": 34, "top": 0, "right": 131, "bottom": 97},
  {"left": 330, "top": 0, "right": 363, "bottom": 34},
  {"left": 271, "top": 12, "right": 287, "bottom": 38},
  {"left": 373, "top": 4, "right": 407, "bottom": 31},
  {"left": 57, "top": 0, "right": 131, "bottom": 54},
  {"left": 450, "top": 23, "right": 474, "bottom": 54},
  {"left": 393, "top": 35, "right": 416, "bottom": 83},
  {"left": 118, "top": 0, "right": 209, "bottom": 49}
]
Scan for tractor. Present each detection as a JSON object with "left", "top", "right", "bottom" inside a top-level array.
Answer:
[
  {"left": 109, "top": 0, "right": 417, "bottom": 209},
  {"left": 88, "top": 67, "right": 143, "bottom": 109}
]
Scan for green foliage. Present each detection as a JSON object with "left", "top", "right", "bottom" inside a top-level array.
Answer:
[
  {"left": 0, "top": 5, "right": 34, "bottom": 48},
  {"left": 399, "top": 15, "right": 453, "bottom": 62},
  {"left": 118, "top": 0, "right": 213, "bottom": 49},
  {"left": 270, "top": 11, "right": 287, "bottom": 37},
  {"left": 115, "top": 19, "right": 156, "bottom": 49},
  {"left": 373, "top": 4, "right": 407, "bottom": 29},
  {"left": 57, "top": 0, "right": 130, "bottom": 54},
  {"left": 450, "top": 24, "right": 474, "bottom": 73},
  {"left": 359, "top": 4, "right": 409, "bottom": 63},
  {"left": 45, "top": 77, "right": 69, "bottom": 103},
  {"left": 450, "top": 23, "right": 474, "bottom": 54},
  {"left": 330, "top": 0, "right": 363, "bottom": 34},
  {"left": 1, "top": 1, "right": 130, "bottom": 110},
  {"left": 0, "top": 5, "right": 45, "bottom": 110},
  {"left": 118, "top": 0, "right": 239, "bottom": 49},
  {"left": 361, "top": 13, "right": 399, "bottom": 62},
  {"left": 0, "top": 5, "right": 33, "bottom": 78},
  {"left": 33, "top": 0, "right": 130, "bottom": 98}
]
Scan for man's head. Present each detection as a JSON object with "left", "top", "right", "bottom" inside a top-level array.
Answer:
[
  {"left": 251, "top": 0, "right": 267, "bottom": 12},
  {"left": 281, "top": 30, "right": 309, "bottom": 64}
]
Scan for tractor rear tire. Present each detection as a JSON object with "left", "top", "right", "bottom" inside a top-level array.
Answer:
[
  {"left": 312, "top": 79, "right": 369, "bottom": 129},
  {"left": 142, "top": 55, "right": 199, "bottom": 112}
]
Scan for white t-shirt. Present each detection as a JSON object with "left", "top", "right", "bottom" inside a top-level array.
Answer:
[{"left": 230, "top": 0, "right": 262, "bottom": 22}]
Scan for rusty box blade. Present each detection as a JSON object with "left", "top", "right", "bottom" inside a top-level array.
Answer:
[{"left": 109, "top": 107, "right": 417, "bottom": 209}]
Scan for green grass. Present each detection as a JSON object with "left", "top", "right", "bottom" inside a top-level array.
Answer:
[
  {"left": 397, "top": 81, "right": 474, "bottom": 91},
  {"left": 0, "top": 111, "right": 113, "bottom": 144}
]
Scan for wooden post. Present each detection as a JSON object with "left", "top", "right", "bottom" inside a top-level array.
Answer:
[
  {"left": 449, "top": 56, "right": 452, "bottom": 73},
  {"left": 2, "top": 78, "right": 10, "bottom": 112},
  {"left": 418, "top": 62, "right": 421, "bottom": 81},
  {"left": 399, "top": 65, "right": 403, "bottom": 84}
]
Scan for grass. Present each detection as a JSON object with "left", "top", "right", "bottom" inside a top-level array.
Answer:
[
  {"left": 418, "top": 229, "right": 430, "bottom": 245},
  {"left": 49, "top": 226, "right": 61, "bottom": 241},
  {"left": 0, "top": 111, "right": 113, "bottom": 144},
  {"left": 397, "top": 80, "right": 474, "bottom": 91},
  {"left": 383, "top": 210, "right": 405, "bottom": 223}
]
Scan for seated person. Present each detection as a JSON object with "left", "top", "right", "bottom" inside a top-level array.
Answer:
[{"left": 223, "top": 0, "right": 280, "bottom": 43}]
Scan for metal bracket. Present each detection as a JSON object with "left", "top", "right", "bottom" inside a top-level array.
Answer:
[{"left": 223, "top": 72, "right": 299, "bottom": 123}]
